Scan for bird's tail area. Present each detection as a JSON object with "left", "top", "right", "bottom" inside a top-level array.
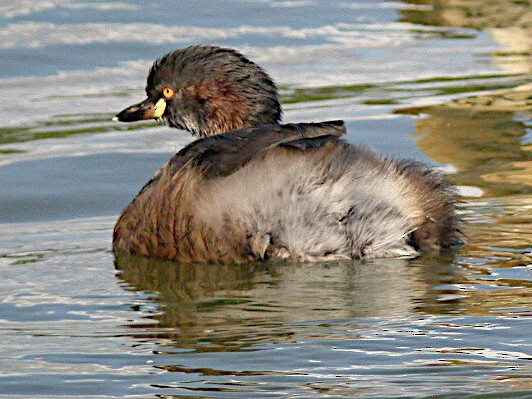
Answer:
[{"left": 397, "top": 160, "right": 462, "bottom": 252}]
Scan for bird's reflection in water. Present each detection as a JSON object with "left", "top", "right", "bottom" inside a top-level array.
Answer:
[{"left": 115, "top": 253, "right": 462, "bottom": 351}]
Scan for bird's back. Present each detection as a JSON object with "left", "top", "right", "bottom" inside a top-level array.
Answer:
[{"left": 113, "top": 121, "right": 459, "bottom": 263}]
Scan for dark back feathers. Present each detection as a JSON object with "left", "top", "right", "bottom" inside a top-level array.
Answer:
[{"left": 168, "top": 120, "right": 346, "bottom": 178}]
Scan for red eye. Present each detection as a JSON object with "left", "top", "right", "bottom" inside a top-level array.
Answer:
[{"left": 162, "top": 87, "right": 174, "bottom": 99}]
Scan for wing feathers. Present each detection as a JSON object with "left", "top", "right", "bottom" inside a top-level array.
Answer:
[{"left": 168, "top": 120, "right": 346, "bottom": 177}]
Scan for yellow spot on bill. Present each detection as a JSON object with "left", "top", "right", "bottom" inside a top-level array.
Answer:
[{"left": 154, "top": 98, "right": 166, "bottom": 118}]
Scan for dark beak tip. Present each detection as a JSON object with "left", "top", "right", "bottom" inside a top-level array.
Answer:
[
  {"left": 113, "top": 99, "right": 155, "bottom": 123},
  {"left": 113, "top": 107, "right": 130, "bottom": 122},
  {"left": 113, "top": 106, "right": 141, "bottom": 123}
]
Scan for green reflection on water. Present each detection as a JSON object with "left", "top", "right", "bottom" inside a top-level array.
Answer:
[
  {"left": 0, "top": 72, "right": 527, "bottom": 150},
  {"left": 0, "top": 115, "right": 158, "bottom": 145},
  {"left": 280, "top": 73, "right": 527, "bottom": 105},
  {"left": 0, "top": 148, "right": 25, "bottom": 154},
  {"left": 281, "top": 84, "right": 375, "bottom": 104}
]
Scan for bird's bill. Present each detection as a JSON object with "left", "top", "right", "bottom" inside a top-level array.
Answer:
[{"left": 113, "top": 98, "right": 166, "bottom": 122}]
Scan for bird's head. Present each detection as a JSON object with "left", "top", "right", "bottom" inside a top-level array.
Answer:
[{"left": 114, "top": 45, "right": 282, "bottom": 137}]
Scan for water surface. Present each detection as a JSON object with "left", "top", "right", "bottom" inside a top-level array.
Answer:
[{"left": 0, "top": 1, "right": 530, "bottom": 398}]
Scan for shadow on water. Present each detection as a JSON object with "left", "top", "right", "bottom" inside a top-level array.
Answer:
[
  {"left": 113, "top": 244, "right": 531, "bottom": 396},
  {"left": 115, "top": 252, "right": 465, "bottom": 351}
]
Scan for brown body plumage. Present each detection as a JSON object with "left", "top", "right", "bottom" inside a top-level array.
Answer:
[{"left": 113, "top": 45, "right": 460, "bottom": 263}]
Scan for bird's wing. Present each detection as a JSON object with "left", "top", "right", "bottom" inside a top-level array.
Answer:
[{"left": 168, "top": 120, "right": 346, "bottom": 177}]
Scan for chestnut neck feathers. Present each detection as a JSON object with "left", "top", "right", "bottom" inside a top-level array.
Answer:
[{"left": 147, "top": 45, "right": 282, "bottom": 137}]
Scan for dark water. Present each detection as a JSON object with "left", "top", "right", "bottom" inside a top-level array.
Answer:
[{"left": 0, "top": 1, "right": 531, "bottom": 398}]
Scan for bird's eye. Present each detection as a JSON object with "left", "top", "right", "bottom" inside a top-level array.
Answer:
[{"left": 162, "top": 87, "right": 174, "bottom": 99}]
